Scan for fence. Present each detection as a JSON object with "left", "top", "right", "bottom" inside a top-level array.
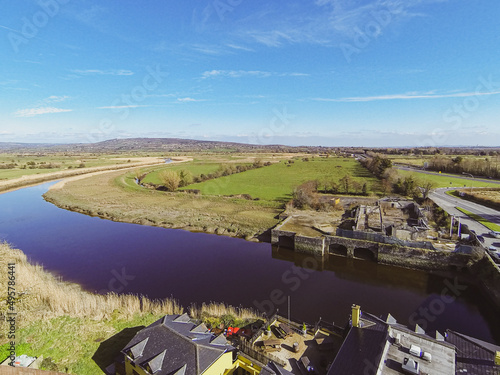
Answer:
[{"left": 239, "top": 339, "right": 287, "bottom": 368}]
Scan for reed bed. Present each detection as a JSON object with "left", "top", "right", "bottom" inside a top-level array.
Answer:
[{"left": 0, "top": 242, "right": 183, "bottom": 335}]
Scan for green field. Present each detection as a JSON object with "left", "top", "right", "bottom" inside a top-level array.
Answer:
[
  {"left": 0, "top": 153, "right": 141, "bottom": 180},
  {"left": 141, "top": 162, "right": 222, "bottom": 184},
  {"left": 397, "top": 170, "right": 500, "bottom": 189},
  {"left": 455, "top": 207, "right": 500, "bottom": 232},
  {"left": 181, "top": 158, "right": 380, "bottom": 202}
]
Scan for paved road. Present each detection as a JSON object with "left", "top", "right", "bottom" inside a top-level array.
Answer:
[
  {"left": 394, "top": 165, "right": 500, "bottom": 186},
  {"left": 430, "top": 188, "right": 500, "bottom": 250}
]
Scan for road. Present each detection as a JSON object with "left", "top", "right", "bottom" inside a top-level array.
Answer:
[
  {"left": 430, "top": 188, "right": 500, "bottom": 250},
  {"left": 394, "top": 164, "right": 500, "bottom": 186}
]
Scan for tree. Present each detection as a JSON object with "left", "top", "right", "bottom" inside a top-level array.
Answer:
[
  {"left": 340, "top": 174, "right": 352, "bottom": 193},
  {"left": 420, "top": 180, "right": 437, "bottom": 200},
  {"left": 159, "top": 170, "right": 181, "bottom": 191},
  {"left": 179, "top": 169, "right": 193, "bottom": 187},
  {"left": 362, "top": 183, "right": 368, "bottom": 196}
]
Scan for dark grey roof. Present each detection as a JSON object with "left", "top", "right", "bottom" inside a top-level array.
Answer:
[
  {"left": 446, "top": 330, "right": 500, "bottom": 375},
  {"left": 260, "top": 361, "right": 295, "bottom": 375},
  {"left": 121, "top": 314, "right": 234, "bottom": 375},
  {"left": 327, "top": 312, "right": 388, "bottom": 375}
]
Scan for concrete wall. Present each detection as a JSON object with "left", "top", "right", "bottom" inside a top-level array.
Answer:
[
  {"left": 471, "top": 256, "right": 500, "bottom": 307},
  {"left": 378, "top": 244, "right": 471, "bottom": 271}
]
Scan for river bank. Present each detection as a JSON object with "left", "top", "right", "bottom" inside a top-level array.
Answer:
[
  {"left": 0, "top": 157, "right": 169, "bottom": 195},
  {"left": 43, "top": 169, "right": 280, "bottom": 240},
  {"left": 0, "top": 242, "right": 260, "bottom": 374}
]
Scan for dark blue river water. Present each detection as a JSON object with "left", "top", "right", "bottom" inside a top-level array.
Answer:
[{"left": 1, "top": 182, "right": 499, "bottom": 343}]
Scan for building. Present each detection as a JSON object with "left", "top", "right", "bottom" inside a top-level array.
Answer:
[
  {"left": 446, "top": 329, "right": 500, "bottom": 374},
  {"left": 116, "top": 313, "right": 235, "bottom": 375},
  {"left": 327, "top": 305, "right": 500, "bottom": 375},
  {"left": 116, "top": 313, "right": 292, "bottom": 375}
]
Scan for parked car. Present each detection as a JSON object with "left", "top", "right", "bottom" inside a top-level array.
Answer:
[
  {"left": 477, "top": 235, "right": 485, "bottom": 243},
  {"left": 490, "top": 230, "right": 500, "bottom": 238}
]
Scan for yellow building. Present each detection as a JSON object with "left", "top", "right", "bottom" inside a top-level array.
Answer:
[{"left": 116, "top": 314, "right": 292, "bottom": 375}]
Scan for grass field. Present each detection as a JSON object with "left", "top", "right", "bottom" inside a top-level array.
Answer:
[
  {"left": 181, "top": 158, "right": 381, "bottom": 202},
  {"left": 142, "top": 162, "right": 222, "bottom": 184},
  {"left": 396, "top": 169, "right": 500, "bottom": 188},
  {"left": 455, "top": 207, "right": 500, "bottom": 232}
]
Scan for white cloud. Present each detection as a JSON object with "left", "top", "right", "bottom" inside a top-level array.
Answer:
[
  {"left": 312, "top": 90, "right": 500, "bottom": 102},
  {"left": 14, "top": 107, "right": 73, "bottom": 117},
  {"left": 236, "top": 0, "right": 443, "bottom": 47},
  {"left": 97, "top": 105, "right": 149, "bottom": 109},
  {"left": 202, "top": 70, "right": 309, "bottom": 79},
  {"left": 177, "top": 97, "right": 206, "bottom": 102},
  {"left": 72, "top": 69, "right": 134, "bottom": 76},
  {"left": 44, "top": 95, "right": 71, "bottom": 103}
]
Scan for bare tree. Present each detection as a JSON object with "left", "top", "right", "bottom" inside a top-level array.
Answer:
[
  {"left": 159, "top": 170, "right": 181, "bottom": 191},
  {"left": 420, "top": 179, "right": 437, "bottom": 200}
]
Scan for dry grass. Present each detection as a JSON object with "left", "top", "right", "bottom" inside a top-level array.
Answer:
[
  {"left": 0, "top": 242, "right": 183, "bottom": 333},
  {"left": 0, "top": 243, "right": 262, "bottom": 373},
  {"left": 44, "top": 170, "right": 280, "bottom": 239},
  {"left": 0, "top": 159, "right": 166, "bottom": 194},
  {"left": 468, "top": 188, "right": 500, "bottom": 204},
  {"left": 189, "top": 302, "right": 260, "bottom": 322}
]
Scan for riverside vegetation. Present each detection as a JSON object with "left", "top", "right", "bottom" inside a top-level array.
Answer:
[
  {"left": 0, "top": 243, "right": 260, "bottom": 374},
  {"left": 43, "top": 155, "right": 383, "bottom": 239}
]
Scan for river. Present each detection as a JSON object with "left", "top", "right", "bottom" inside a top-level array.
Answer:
[{"left": 1, "top": 181, "right": 499, "bottom": 343}]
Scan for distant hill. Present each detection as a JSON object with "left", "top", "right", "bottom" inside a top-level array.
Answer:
[{"left": 0, "top": 138, "right": 316, "bottom": 153}]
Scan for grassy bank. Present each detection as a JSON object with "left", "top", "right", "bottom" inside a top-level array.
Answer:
[
  {"left": 44, "top": 169, "right": 280, "bottom": 239},
  {"left": 0, "top": 154, "right": 157, "bottom": 181},
  {"left": 0, "top": 243, "right": 260, "bottom": 373},
  {"left": 0, "top": 159, "right": 165, "bottom": 194},
  {"left": 397, "top": 169, "right": 500, "bottom": 189},
  {"left": 455, "top": 207, "right": 500, "bottom": 232}
]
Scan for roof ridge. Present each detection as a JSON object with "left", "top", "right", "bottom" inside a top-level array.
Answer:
[{"left": 448, "top": 329, "right": 500, "bottom": 353}]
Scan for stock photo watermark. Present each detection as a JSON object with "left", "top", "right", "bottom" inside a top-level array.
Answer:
[
  {"left": 8, "top": 0, "right": 70, "bottom": 53},
  {"left": 247, "top": 107, "right": 295, "bottom": 146},
  {"left": 418, "top": 74, "right": 500, "bottom": 147},
  {"left": 253, "top": 255, "right": 321, "bottom": 316},
  {"left": 212, "top": 0, "right": 244, "bottom": 21},
  {"left": 340, "top": 3, "right": 403, "bottom": 63},
  {"left": 98, "top": 267, "right": 135, "bottom": 294},
  {"left": 87, "top": 64, "right": 168, "bottom": 143}
]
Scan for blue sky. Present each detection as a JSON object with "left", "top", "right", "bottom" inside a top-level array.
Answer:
[{"left": 1, "top": 0, "right": 499, "bottom": 147}]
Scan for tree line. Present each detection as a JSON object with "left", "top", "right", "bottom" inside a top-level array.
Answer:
[{"left": 144, "top": 159, "right": 271, "bottom": 192}]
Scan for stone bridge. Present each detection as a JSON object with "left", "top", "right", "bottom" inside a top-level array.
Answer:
[{"left": 270, "top": 221, "right": 471, "bottom": 270}]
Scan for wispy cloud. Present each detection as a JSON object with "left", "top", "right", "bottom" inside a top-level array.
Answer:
[
  {"left": 235, "top": 0, "right": 442, "bottom": 47},
  {"left": 97, "top": 105, "right": 150, "bottom": 109},
  {"left": 226, "top": 44, "right": 255, "bottom": 52},
  {"left": 177, "top": 97, "right": 206, "bottom": 103},
  {"left": 14, "top": 107, "right": 73, "bottom": 117},
  {"left": 0, "top": 24, "right": 19, "bottom": 33},
  {"left": 202, "top": 70, "right": 309, "bottom": 79},
  {"left": 44, "top": 95, "right": 71, "bottom": 103},
  {"left": 312, "top": 90, "right": 500, "bottom": 102},
  {"left": 72, "top": 69, "right": 134, "bottom": 76}
]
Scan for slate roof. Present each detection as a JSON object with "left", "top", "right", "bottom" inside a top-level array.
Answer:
[
  {"left": 446, "top": 330, "right": 500, "bottom": 375},
  {"left": 260, "top": 361, "right": 295, "bottom": 375},
  {"left": 327, "top": 312, "right": 389, "bottom": 375},
  {"left": 121, "top": 313, "right": 235, "bottom": 375}
]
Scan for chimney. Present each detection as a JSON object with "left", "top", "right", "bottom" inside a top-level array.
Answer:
[{"left": 352, "top": 304, "right": 361, "bottom": 328}]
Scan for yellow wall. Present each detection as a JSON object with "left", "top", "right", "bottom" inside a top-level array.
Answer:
[
  {"left": 223, "top": 355, "right": 262, "bottom": 375},
  {"left": 203, "top": 352, "right": 234, "bottom": 375}
]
